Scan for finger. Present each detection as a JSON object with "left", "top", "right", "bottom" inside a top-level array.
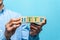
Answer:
[
  {"left": 30, "top": 26, "right": 40, "bottom": 33},
  {"left": 11, "top": 21, "right": 21, "bottom": 25},
  {"left": 9, "top": 21, "right": 21, "bottom": 27},
  {"left": 5, "top": 21, "right": 21, "bottom": 30},
  {"left": 37, "top": 26, "right": 42, "bottom": 30},
  {"left": 40, "top": 19, "right": 46, "bottom": 26},
  {"left": 6, "top": 24, "right": 20, "bottom": 31},
  {"left": 11, "top": 24, "right": 20, "bottom": 31},
  {"left": 9, "top": 18, "right": 20, "bottom": 23},
  {"left": 12, "top": 24, "right": 21, "bottom": 28},
  {"left": 30, "top": 29, "right": 38, "bottom": 36},
  {"left": 30, "top": 23, "right": 42, "bottom": 32},
  {"left": 30, "top": 25, "right": 38, "bottom": 30},
  {"left": 30, "top": 23, "right": 41, "bottom": 29},
  {"left": 30, "top": 29, "right": 36, "bottom": 32},
  {"left": 31, "top": 23, "right": 40, "bottom": 26}
]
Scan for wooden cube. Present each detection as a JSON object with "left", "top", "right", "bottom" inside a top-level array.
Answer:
[
  {"left": 33, "top": 17, "right": 40, "bottom": 23},
  {"left": 19, "top": 16, "right": 46, "bottom": 23},
  {"left": 26, "top": 17, "right": 33, "bottom": 23}
]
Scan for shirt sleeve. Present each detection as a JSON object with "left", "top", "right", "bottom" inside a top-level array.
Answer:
[
  {"left": 0, "top": 30, "right": 7, "bottom": 40},
  {"left": 21, "top": 23, "right": 30, "bottom": 40}
]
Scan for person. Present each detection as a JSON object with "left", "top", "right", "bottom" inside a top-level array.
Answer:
[{"left": 0, "top": 0, "right": 46, "bottom": 40}]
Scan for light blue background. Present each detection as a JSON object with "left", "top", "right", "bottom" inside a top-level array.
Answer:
[{"left": 4, "top": 0, "right": 60, "bottom": 40}]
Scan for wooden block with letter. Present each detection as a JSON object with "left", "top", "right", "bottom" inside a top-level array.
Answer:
[{"left": 19, "top": 16, "right": 46, "bottom": 25}]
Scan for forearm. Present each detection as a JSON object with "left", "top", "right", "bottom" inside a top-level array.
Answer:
[{"left": 5, "top": 30, "right": 12, "bottom": 40}]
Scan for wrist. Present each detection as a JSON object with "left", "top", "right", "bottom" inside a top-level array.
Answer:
[
  {"left": 6, "top": 38, "right": 11, "bottom": 40},
  {"left": 5, "top": 32, "right": 11, "bottom": 40},
  {"left": 5, "top": 35, "right": 11, "bottom": 40}
]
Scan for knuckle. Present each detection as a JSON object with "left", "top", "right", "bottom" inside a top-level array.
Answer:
[
  {"left": 10, "top": 19, "right": 13, "bottom": 22},
  {"left": 7, "top": 28, "right": 11, "bottom": 31}
]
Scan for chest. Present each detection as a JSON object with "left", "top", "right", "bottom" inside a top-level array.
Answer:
[{"left": 0, "top": 14, "right": 8, "bottom": 31}]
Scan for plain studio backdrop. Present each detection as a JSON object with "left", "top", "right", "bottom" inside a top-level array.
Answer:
[{"left": 4, "top": 0, "right": 60, "bottom": 40}]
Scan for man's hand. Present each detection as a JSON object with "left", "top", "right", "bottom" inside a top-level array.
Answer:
[
  {"left": 30, "top": 19, "right": 46, "bottom": 36},
  {"left": 5, "top": 18, "right": 21, "bottom": 40}
]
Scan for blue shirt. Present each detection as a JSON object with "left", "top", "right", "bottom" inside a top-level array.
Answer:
[
  {"left": 0, "top": 8, "right": 30, "bottom": 40},
  {"left": 0, "top": 8, "right": 39, "bottom": 40}
]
